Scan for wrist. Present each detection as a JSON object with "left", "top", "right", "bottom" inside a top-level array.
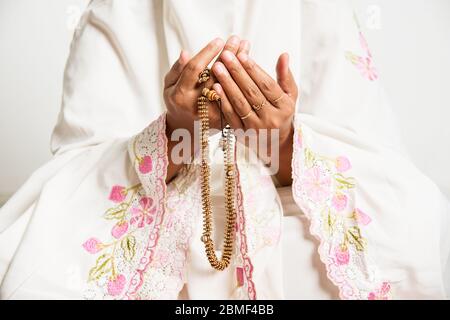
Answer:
[{"left": 279, "top": 122, "right": 294, "bottom": 151}]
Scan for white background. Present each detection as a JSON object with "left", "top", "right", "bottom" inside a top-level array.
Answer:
[{"left": 0, "top": 0, "right": 449, "bottom": 205}]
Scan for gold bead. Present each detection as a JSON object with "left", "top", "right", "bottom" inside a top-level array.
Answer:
[{"left": 198, "top": 82, "right": 236, "bottom": 271}]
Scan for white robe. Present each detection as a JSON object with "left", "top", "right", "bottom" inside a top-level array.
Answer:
[{"left": 0, "top": 0, "right": 449, "bottom": 299}]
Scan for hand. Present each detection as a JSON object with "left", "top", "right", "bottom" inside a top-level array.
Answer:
[
  {"left": 164, "top": 36, "right": 251, "bottom": 138},
  {"left": 211, "top": 50, "right": 298, "bottom": 185},
  {"left": 163, "top": 36, "right": 251, "bottom": 182},
  {"left": 163, "top": 37, "right": 223, "bottom": 138}
]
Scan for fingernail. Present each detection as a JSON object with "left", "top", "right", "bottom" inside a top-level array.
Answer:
[
  {"left": 238, "top": 53, "right": 248, "bottom": 62},
  {"left": 242, "top": 40, "right": 250, "bottom": 51},
  {"left": 222, "top": 50, "right": 234, "bottom": 62},
  {"left": 229, "top": 35, "right": 240, "bottom": 46},
  {"left": 213, "top": 83, "right": 222, "bottom": 93},
  {"left": 285, "top": 52, "right": 290, "bottom": 65},
  {"left": 212, "top": 37, "right": 224, "bottom": 48},
  {"left": 214, "top": 63, "right": 225, "bottom": 75}
]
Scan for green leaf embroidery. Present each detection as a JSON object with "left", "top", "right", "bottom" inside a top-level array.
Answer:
[
  {"left": 121, "top": 235, "right": 136, "bottom": 262},
  {"left": 88, "top": 254, "right": 112, "bottom": 282},
  {"left": 346, "top": 226, "right": 366, "bottom": 251},
  {"left": 304, "top": 148, "right": 315, "bottom": 168},
  {"left": 335, "top": 173, "right": 356, "bottom": 190},
  {"left": 345, "top": 51, "right": 360, "bottom": 65},
  {"left": 104, "top": 203, "right": 128, "bottom": 220},
  {"left": 322, "top": 208, "right": 335, "bottom": 236}
]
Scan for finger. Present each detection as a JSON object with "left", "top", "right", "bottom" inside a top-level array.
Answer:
[
  {"left": 276, "top": 53, "right": 298, "bottom": 103},
  {"left": 178, "top": 37, "right": 224, "bottom": 89},
  {"left": 223, "top": 35, "right": 241, "bottom": 55},
  {"left": 213, "top": 83, "right": 243, "bottom": 130},
  {"left": 237, "top": 40, "right": 250, "bottom": 55},
  {"left": 208, "top": 37, "right": 249, "bottom": 85},
  {"left": 219, "top": 50, "right": 269, "bottom": 117},
  {"left": 206, "top": 35, "right": 241, "bottom": 86},
  {"left": 237, "top": 52, "right": 286, "bottom": 107},
  {"left": 164, "top": 50, "right": 190, "bottom": 88},
  {"left": 212, "top": 61, "right": 259, "bottom": 127}
]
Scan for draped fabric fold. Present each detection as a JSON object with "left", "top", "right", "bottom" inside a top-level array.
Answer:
[{"left": 1, "top": 0, "right": 449, "bottom": 299}]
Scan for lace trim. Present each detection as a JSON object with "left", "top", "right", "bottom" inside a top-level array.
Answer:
[
  {"left": 81, "top": 114, "right": 168, "bottom": 299},
  {"left": 235, "top": 162, "right": 257, "bottom": 300},
  {"left": 124, "top": 113, "right": 169, "bottom": 299},
  {"left": 291, "top": 124, "right": 391, "bottom": 300}
]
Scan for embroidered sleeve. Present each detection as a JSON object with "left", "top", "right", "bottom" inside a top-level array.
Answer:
[
  {"left": 81, "top": 113, "right": 169, "bottom": 299},
  {"left": 291, "top": 121, "right": 391, "bottom": 300},
  {"left": 129, "top": 113, "right": 169, "bottom": 197}
]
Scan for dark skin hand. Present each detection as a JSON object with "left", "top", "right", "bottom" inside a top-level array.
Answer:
[
  {"left": 163, "top": 36, "right": 297, "bottom": 186},
  {"left": 212, "top": 40, "right": 298, "bottom": 186},
  {"left": 163, "top": 36, "right": 250, "bottom": 183}
]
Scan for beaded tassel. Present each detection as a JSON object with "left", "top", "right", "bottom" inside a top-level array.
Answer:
[{"left": 198, "top": 70, "right": 236, "bottom": 271}]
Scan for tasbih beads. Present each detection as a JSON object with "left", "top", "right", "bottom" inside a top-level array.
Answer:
[{"left": 197, "top": 69, "right": 237, "bottom": 271}]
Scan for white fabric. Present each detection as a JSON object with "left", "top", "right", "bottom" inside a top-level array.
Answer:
[{"left": 0, "top": 0, "right": 449, "bottom": 299}]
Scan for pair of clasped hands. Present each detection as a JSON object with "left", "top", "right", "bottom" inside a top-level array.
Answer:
[{"left": 164, "top": 36, "right": 298, "bottom": 186}]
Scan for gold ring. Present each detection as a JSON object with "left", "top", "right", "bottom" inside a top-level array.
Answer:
[
  {"left": 240, "top": 110, "right": 253, "bottom": 120},
  {"left": 271, "top": 94, "right": 285, "bottom": 104},
  {"left": 252, "top": 99, "right": 266, "bottom": 112}
]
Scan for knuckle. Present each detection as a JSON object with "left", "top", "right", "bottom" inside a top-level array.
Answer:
[
  {"left": 260, "top": 80, "right": 273, "bottom": 92},
  {"left": 186, "top": 60, "right": 201, "bottom": 73},
  {"left": 229, "top": 63, "right": 240, "bottom": 75},
  {"left": 230, "top": 96, "right": 246, "bottom": 110},
  {"left": 244, "top": 86, "right": 259, "bottom": 99},
  {"left": 245, "top": 58, "right": 255, "bottom": 70}
]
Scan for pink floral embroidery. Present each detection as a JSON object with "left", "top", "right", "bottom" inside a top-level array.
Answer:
[
  {"left": 152, "top": 249, "right": 170, "bottom": 267},
  {"left": 111, "top": 221, "right": 129, "bottom": 239},
  {"left": 124, "top": 114, "right": 168, "bottom": 299},
  {"left": 359, "top": 32, "right": 370, "bottom": 53},
  {"left": 292, "top": 125, "right": 391, "bottom": 299},
  {"left": 332, "top": 194, "right": 348, "bottom": 211},
  {"left": 354, "top": 208, "right": 372, "bottom": 226},
  {"left": 368, "top": 282, "right": 391, "bottom": 300},
  {"left": 235, "top": 163, "right": 257, "bottom": 300},
  {"left": 83, "top": 184, "right": 141, "bottom": 292},
  {"left": 107, "top": 274, "right": 126, "bottom": 296},
  {"left": 109, "top": 185, "right": 127, "bottom": 203},
  {"left": 83, "top": 114, "right": 169, "bottom": 300},
  {"left": 236, "top": 267, "right": 244, "bottom": 287},
  {"left": 335, "top": 156, "right": 352, "bottom": 172},
  {"left": 346, "top": 29, "right": 378, "bottom": 81},
  {"left": 82, "top": 238, "right": 103, "bottom": 254},
  {"left": 302, "top": 166, "right": 332, "bottom": 202},
  {"left": 138, "top": 155, "right": 153, "bottom": 174},
  {"left": 334, "top": 246, "right": 350, "bottom": 265},
  {"left": 130, "top": 197, "right": 156, "bottom": 228}
]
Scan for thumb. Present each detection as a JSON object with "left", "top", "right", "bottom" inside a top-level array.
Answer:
[
  {"left": 164, "top": 50, "right": 190, "bottom": 88},
  {"left": 276, "top": 53, "right": 298, "bottom": 101}
]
